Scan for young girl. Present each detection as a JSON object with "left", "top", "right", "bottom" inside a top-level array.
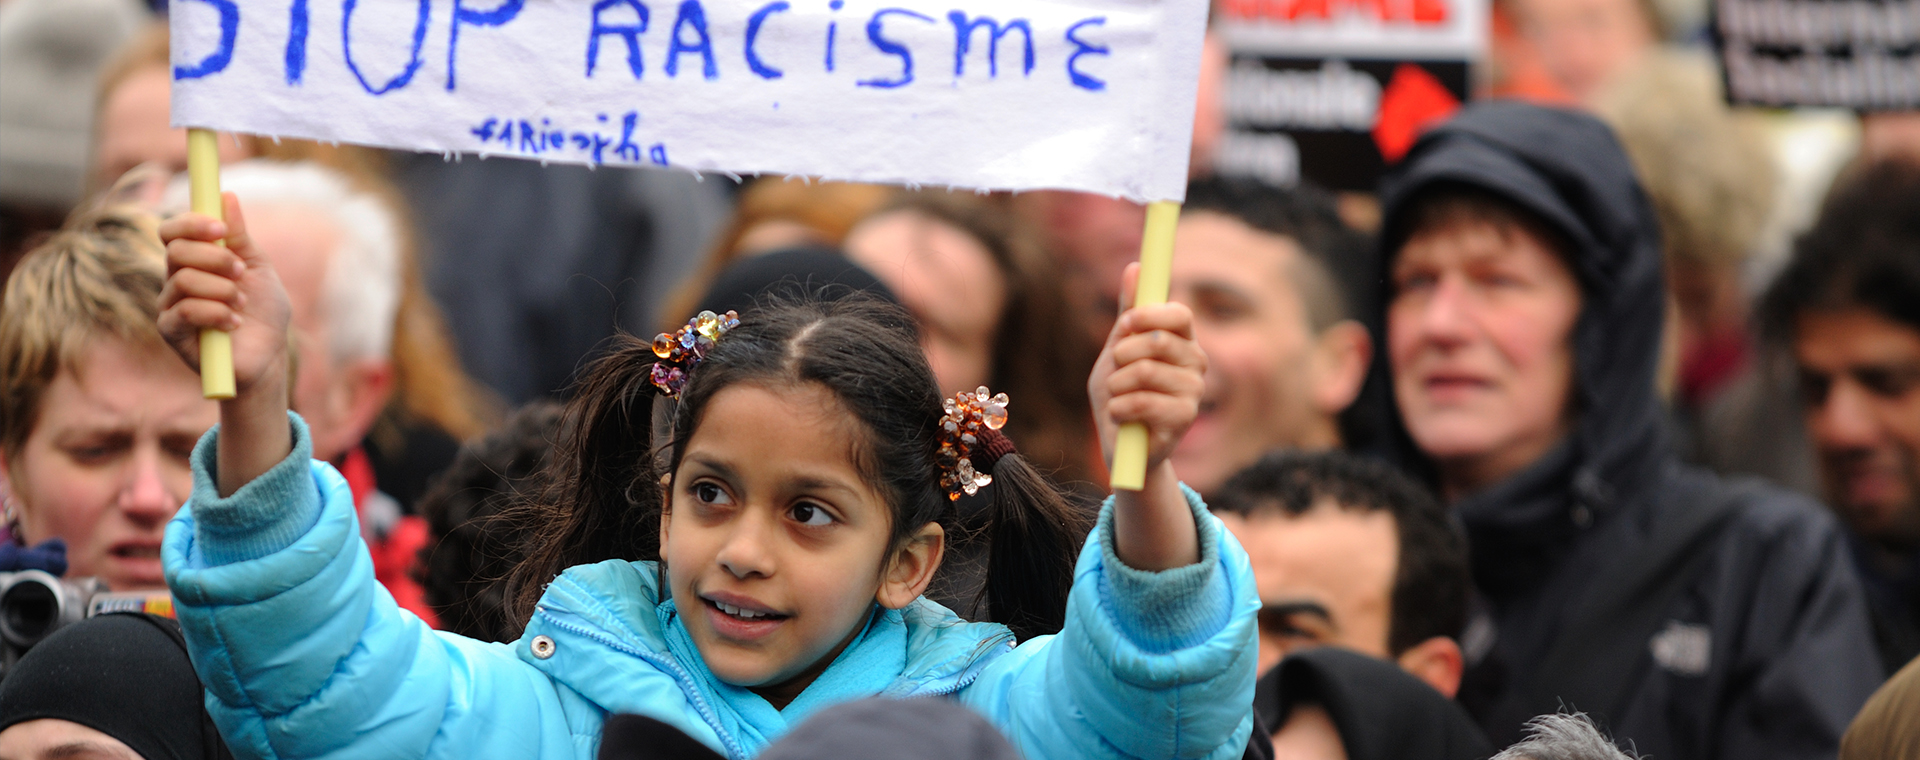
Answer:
[{"left": 154, "top": 196, "right": 1257, "bottom": 759}]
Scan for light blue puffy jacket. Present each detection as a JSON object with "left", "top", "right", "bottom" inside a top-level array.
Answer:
[{"left": 163, "top": 416, "right": 1259, "bottom": 759}]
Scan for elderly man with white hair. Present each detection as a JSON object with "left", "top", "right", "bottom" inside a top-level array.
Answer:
[{"left": 165, "top": 159, "right": 438, "bottom": 624}]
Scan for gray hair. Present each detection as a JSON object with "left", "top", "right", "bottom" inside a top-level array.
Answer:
[
  {"left": 165, "top": 159, "right": 401, "bottom": 364},
  {"left": 1492, "top": 713, "right": 1638, "bottom": 760}
]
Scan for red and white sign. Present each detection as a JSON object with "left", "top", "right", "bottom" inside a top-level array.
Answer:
[
  {"left": 1213, "top": 0, "right": 1486, "bottom": 190},
  {"left": 1218, "top": 0, "right": 1486, "bottom": 58}
]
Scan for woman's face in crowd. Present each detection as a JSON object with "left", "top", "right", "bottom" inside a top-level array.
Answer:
[
  {"left": 1, "top": 336, "right": 217, "bottom": 590},
  {"left": 1512, "top": 0, "right": 1655, "bottom": 100},
  {"left": 661, "top": 382, "right": 939, "bottom": 708},
  {"left": 92, "top": 66, "right": 251, "bottom": 190},
  {"left": 1388, "top": 218, "right": 1582, "bottom": 495},
  {"left": 844, "top": 210, "right": 1008, "bottom": 395}
]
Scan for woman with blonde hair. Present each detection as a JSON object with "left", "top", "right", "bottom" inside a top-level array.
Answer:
[{"left": 1, "top": 175, "right": 212, "bottom": 591}]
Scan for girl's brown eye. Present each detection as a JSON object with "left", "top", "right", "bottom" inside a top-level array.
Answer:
[
  {"left": 790, "top": 503, "right": 833, "bottom": 526},
  {"left": 693, "top": 482, "right": 730, "bottom": 505}
]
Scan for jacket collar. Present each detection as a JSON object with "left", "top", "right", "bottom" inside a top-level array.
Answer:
[{"left": 521, "top": 560, "right": 1013, "bottom": 757}]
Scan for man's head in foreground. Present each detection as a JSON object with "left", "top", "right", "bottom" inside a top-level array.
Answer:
[{"left": 1211, "top": 450, "right": 1471, "bottom": 697}]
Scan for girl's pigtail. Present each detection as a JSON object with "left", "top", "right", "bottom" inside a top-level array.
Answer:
[
  {"left": 502, "top": 337, "right": 667, "bottom": 628},
  {"left": 982, "top": 453, "right": 1092, "bottom": 642}
]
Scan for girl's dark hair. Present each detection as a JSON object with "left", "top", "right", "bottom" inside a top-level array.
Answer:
[
  {"left": 414, "top": 402, "right": 566, "bottom": 643},
  {"left": 504, "top": 298, "right": 1089, "bottom": 641}
]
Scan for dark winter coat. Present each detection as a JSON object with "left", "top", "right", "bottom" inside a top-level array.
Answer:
[{"left": 1372, "top": 101, "right": 1884, "bottom": 759}]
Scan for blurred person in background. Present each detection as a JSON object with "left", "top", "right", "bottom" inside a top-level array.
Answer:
[
  {"left": 1375, "top": 101, "right": 1880, "bottom": 757},
  {"left": 1489, "top": 714, "right": 1634, "bottom": 760},
  {"left": 1011, "top": 30, "right": 1228, "bottom": 352},
  {"left": 1840, "top": 654, "right": 1920, "bottom": 760},
  {"left": 91, "top": 24, "right": 496, "bottom": 624},
  {"left": 1212, "top": 452, "right": 1488, "bottom": 760},
  {"left": 1585, "top": 51, "right": 1822, "bottom": 500},
  {"left": 842, "top": 191, "right": 1100, "bottom": 488},
  {"left": 0, "top": 613, "right": 232, "bottom": 760},
  {"left": 1012, "top": 190, "right": 1146, "bottom": 352},
  {"left": 1759, "top": 159, "right": 1920, "bottom": 674},
  {"left": 1590, "top": 53, "right": 1778, "bottom": 413},
  {"left": 1503, "top": 0, "right": 1657, "bottom": 104},
  {"left": 1170, "top": 178, "right": 1377, "bottom": 497},
  {"left": 1251, "top": 648, "right": 1492, "bottom": 760},
  {"left": 388, "top": 145, "right": 729, "bottom": 408},
  {"left": 0, "top": 186, "right": 211, "bottom": 591},
  {"left": 658, "top": 179, "right": 898, "bottom": 331},
  {"left": 0, "top": 0, "right": 148, "bottom": 273},
  {"left": 89, "top": 24, "right": 382, "bottom": 196}
]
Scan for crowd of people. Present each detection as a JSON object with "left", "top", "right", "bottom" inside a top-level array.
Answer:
[{"left": 2, "top": 0, "right": 1919, "bottom": 758}]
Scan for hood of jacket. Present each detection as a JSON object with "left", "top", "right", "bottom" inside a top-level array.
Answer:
[
  {"left": 1373, "top": 101, "right": 1669, "bottom": 596},
  {"left": 517, "top": 559, "right": 1015, "bottom": 759}
]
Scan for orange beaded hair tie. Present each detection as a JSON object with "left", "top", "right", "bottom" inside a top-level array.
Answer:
[
  {"left": 935, "top": 386, "right": 1015, "bottom": 500},
  {"left": 650, "top": 309, "right": 740, "bottom": 397}
]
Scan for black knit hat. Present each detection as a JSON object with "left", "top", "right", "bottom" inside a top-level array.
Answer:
[
  {"left": 1253, "top": 646, "right": 1492, "bottom": 760},
  {"left": 0, "top": 613, "right": 231, "bottom": 760}
]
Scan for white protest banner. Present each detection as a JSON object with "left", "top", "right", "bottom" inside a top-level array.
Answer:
[{"left": 167, "top": 0, "right": 1209, "bottom": 202}]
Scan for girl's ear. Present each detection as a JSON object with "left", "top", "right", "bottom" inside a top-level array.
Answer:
[{"left": 876, "top": 522, "right": 946, "bottom": 610}]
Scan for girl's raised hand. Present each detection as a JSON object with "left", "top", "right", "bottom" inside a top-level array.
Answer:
[
  {"left": 1089, "top": 262, "right": 1208, "bottom": 571},
  {"left": 157, "top": 193, "right": 289, "bottom": 385},
  {"left": 158, "top": 192, "right": 295, "bottom": 496}
]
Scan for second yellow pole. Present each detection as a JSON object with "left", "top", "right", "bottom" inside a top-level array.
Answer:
[
  {"left": 1108, "top": 200, "right": 1181, "bottom": 492},
  {"left": 187, "top": 128, "right": 236, "bottom": 400}
]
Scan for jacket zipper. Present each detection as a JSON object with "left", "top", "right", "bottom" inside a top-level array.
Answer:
[{"left": 535, "top": 612, "right": 752, "bottom": 760}]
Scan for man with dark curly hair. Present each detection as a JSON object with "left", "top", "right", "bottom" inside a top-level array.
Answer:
[{"left": 1760, "top": 159, "right": 1920, "bottom": 674}]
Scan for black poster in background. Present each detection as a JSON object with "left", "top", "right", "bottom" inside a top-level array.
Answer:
[
  {"left": 1714, "top": 0, "right": 1920, "bottom": 109},
  {"left": 1217, "top": 57, "right": 1470, "bottom": 192}
]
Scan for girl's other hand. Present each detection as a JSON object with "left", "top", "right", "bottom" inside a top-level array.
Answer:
[
  {"left": 1090, "top": 262, "right": 1208, "bottom": 571},
  {"left": 1090, "top": 262, "right": 1208, "bottom": 472}
]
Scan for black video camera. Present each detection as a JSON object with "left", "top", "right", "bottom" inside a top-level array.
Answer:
[{"left": 0, "top": 571, "right": 172, "bottom": 676}]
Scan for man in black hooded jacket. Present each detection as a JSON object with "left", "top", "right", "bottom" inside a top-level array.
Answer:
[{"left": 1369, "top": 100, "right": 1883, "bottom": 758}]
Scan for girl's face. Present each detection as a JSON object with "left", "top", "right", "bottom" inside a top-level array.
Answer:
[{"left": 661, "top": 382, "right": 942, "bottom": 707}]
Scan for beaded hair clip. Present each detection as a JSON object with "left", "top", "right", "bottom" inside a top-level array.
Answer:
[
  {"left": 650, "top": 309, "right": 740, "bottom": 397},
  {"left": 935, "top": 386, "right": 1013, "bottom": 500}
]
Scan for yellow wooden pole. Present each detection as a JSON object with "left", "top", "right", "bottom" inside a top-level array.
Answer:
[
  {"left": 187, "top": 128, "right": 235, "bottom": 400},
  {"left": 1109, "top": 200, "right": 1181, "bottom": 492}
]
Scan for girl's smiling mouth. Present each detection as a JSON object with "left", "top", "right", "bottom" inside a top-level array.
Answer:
[{"left": 701, "top": 592, "right": 791, "bottom": 641}]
